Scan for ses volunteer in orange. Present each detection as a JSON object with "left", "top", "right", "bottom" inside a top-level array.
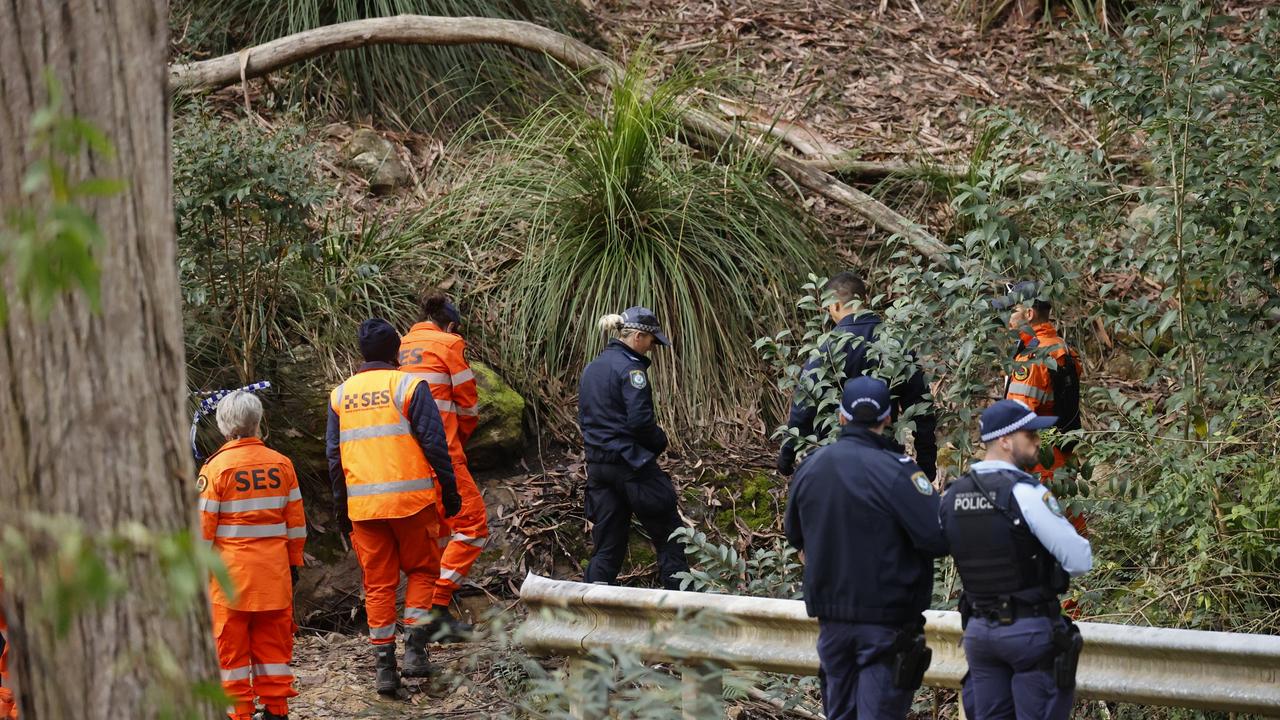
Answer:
[
  {"left": 397, "top": 291, "right": 488, "bottom": 641},
  {"left": 198, "top": 390, "right": 306, "bottom": 720},
  {"left": 326, "top": 318, "right": 462, "bottom": 695}
]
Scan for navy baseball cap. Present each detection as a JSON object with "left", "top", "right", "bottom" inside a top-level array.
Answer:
[
  {"left": 980, "top": 399, "right": 1057, "bottom": 442},
  {"left": 840, "top": 376, "right": 892, "bottom": 424},
  {"left": 442, "top": 299, "right": 462, "bottom": 327},
  {"left": 358, "top": 317, "right": 401, "bottom": 363},
  {"left": 621, "top": 306, "right": 670, "bottom": 346},
  {"left": 991, "top": 280, "right": 1048, "bottom": 312}
]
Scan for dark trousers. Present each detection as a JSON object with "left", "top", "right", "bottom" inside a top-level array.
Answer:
[
  {"left": 583, "top": 461, "right": 689, "bottom": 590},
  {"left": 817, "top": 620, "right": 913, "bottom": 720},
  {"left": 963, "top": 616, "right": 1074, "bottom": 720}
]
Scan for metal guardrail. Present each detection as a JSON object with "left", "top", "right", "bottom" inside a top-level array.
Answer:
[{"left": 518, "top": 573, "right": 1280, "bottom": 717}]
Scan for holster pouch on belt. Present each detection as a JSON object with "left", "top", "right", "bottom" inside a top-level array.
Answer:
[
  {"left": 958, "top": 595, "right": 973, "bottom": 630},
  {"left": 1054, "top": 618, "right": 1084, "bottom": 689},
  {"left": 1037, "top": 616, "right": 1083, "bottom": 690},
  {"left": 891, "top": 623, "right": 932, "bottom": 691}
]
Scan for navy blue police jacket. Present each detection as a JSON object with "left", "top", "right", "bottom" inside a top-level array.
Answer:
[
  {"left": 782, "top": 312, "right": 938, "bottom": 479},
  {"left": 578, "top": 339, "right": 669, "bottom": 469},
  {"left": 784, "top": 423, "right": 949, "bottom": 624}
]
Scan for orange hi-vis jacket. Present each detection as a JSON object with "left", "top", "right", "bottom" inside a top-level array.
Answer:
[
  {"left": 330, "top": 369, "right": 439, "bottom": 521},
  {"left": 1005, "top": 321, "right": 1081, "bottom": 416},
  {"left": 0, "top": 569, "right": 13, "bottom": 719},
  {"left": 399, "top": 321, "right": 478, "bottom": 461},
  {"left": 199, "top": 438, "right": 306, "bottom": 611}
]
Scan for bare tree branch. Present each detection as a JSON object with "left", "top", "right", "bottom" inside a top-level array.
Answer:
[{"left": 169, "top": 15, "right": 951, "bottom": 261}]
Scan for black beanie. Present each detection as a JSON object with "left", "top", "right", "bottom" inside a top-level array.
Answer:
[{"left": 358, "top": 318, "right": 400, "bottom": 363}]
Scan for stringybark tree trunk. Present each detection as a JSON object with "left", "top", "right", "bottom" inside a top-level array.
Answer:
[{"left": 0, "top": 1, "right": 217, "bottom": 718}]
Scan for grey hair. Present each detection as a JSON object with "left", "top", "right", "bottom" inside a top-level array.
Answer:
[{"left": 216, "top": 390, "right": 263, "bottom": 439}]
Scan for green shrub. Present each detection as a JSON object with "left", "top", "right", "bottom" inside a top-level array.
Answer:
[
  {"left": 755, "top": 0, "right": 1280, "bottom": 636},
  {"left": 174, "top": 104, "right": 331, "bottom": 386},
  {"left": 434, "top": 62, "right": 826, "bottom": 442},
  {"left": 174, "top": 105, "right": 447, "bottom": 472}
]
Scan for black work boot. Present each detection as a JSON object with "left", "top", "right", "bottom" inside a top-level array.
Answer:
[
  {"left": 425, "top": 605, "right": 474, "bottom": 644},
  {"left": 401, "top": 625, "right": 436, "bottom": 678},
  {"left": 253, "top": 710, "right": 288, "bottom": 720},
  {"left": 375, "top": 643, "right": 401, "bottom": 695}
]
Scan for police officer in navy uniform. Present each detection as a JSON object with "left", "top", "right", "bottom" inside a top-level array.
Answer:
[
  {"left": 784, "top": 376, "right": 949, "bottom": 720},
  {"left": 777, "top": 271, "right": 938, "bottom": 481},
  {"left": 578, "top": 307, "right": 690, "bottom": 590},
  {"left": 941, "top": 399, "right": 1093, "bottom": 720}
]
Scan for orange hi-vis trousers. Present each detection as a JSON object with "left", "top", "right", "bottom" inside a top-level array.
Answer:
[
  {"left": 0, "top": 572, "right": 17, "bottom": 720},
  {"left": 351, "top": 505, "right": 442, "bottom": 643},
  {"left": 212, "top": 604, "right": 297, "bottom": 720},
  {"left": 1033, "top": 446, "right": 1087, "bottom": 618},
  {"left": 1033, "top": 446, "right": 1088, "bottom": 536},
  {"left": 0, "top": 627, "right": 15, "bottom": 718},
  {"left": 434, "top": 461, "right": 489, "bottom": 607}
]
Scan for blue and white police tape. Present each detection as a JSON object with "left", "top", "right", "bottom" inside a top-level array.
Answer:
[{"left": 190, "top": 381, "right": 272, "bottom": 462}]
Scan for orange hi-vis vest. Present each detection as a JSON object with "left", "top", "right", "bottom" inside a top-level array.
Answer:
[
  {"left": 399, "top": 321, "right": 478, "bottom": 464},
  {"left": 1006, "top": 321, "right": 1082, "bottom": 415},
  {"left": 198, "top": 438, "right": 306, "bottom": 611},
  {"left": 330, "top": 369, "right": 437, "bottom": 521}
]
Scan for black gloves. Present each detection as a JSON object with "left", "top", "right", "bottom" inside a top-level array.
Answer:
[
  {"left": 290, "top": 566, "right": 300, "bottom": 587},
  {"left": 337, "top": 513, "right": 353, "bottom": 536},
  {"left": 443, "top": 489, "right": 462, "bottom": 518},
  {"left": 776, "top": 447, "right": 797, "bottom": 477}
]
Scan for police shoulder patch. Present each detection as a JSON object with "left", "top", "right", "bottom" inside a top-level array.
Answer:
[
  {"left": 628, "top": 369, "right": 648, "bottom": 389},
  {"left": 1042, "top": 490, "right": 1063, "bottom": 517},
  {"left": 196, "top": 474, "right": 209, "bottom": 492},
  {"left": 911, "top": 471, "right": 933, "bottom": 496}
]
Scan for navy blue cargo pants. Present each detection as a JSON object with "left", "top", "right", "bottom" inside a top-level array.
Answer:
[
  {"left": 817, "top": 621, "right": 913, "bottom": 720},
  {"left": 962, "top": 615, "right": 1074, "bottom": 720},
  {"left": 583, "top": 461, "right": 688, "bottom": 590}
]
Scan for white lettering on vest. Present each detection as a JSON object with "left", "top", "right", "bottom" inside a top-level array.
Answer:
[{"left": 954, "top": 492, "right": 994, "bottom": 511}]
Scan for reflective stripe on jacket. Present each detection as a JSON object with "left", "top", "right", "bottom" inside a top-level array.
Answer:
[
  {"left": 1005, "top": 322, "right": 1081, "bottom": 415},
  {"left": 198, "top": 438, "right": 306, "bottom": 611},
  {"left": 329, "top": 369, "right": 438, "bottom": 521},
  {"left": 399, "top": 321, "right": 479, "bottom": 462}
]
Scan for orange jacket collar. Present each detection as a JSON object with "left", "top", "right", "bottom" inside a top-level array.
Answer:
[
  {"left": 1020, "top": 321, "right": 1060, "bottom": 346},
  {"left": 409, "top": 320, "right": 456, "bottom": 336},
  {"left": 216, "top": 437, "right": 265, "bottom": 453}
]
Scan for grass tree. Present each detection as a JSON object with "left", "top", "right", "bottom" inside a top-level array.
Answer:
[{"left": 437, "top": 64, "right": 826, "bottom": 442}]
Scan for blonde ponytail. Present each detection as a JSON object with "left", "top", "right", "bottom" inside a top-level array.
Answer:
[{"left": 597, "top": 313, "right": 625, "bottom": 335}]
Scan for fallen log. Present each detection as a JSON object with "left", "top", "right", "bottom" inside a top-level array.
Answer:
[{"left": 170, "top": 15, "right": 952, "bottom": 262}]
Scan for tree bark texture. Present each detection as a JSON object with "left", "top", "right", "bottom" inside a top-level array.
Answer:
[
  {"left": 169, "top": 15, "right": 953, "bottom": 262},
  {"left": 0, "top": 2, "right": 217, "bottom": 718}
]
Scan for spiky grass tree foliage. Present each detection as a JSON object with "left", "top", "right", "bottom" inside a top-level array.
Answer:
[
  {"left": 439, "top": 66, "right": 825, "bottom": 443},
  {"left": 172, "top": 0, "right": 594, "bottom": 129}
]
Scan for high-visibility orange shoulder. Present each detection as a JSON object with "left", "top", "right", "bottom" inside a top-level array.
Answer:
[
  {"left": 198, "top": 438, "right": 305, "bottom": 611},
  {"left": 400, "top": 321, "right": 480, "bottom": 453},
  {"left": 330, "top": 369, "right": 437, "bottom": 521},
  {"left": 1006, "top": 322, "right": 1080, "bottom": 414}
]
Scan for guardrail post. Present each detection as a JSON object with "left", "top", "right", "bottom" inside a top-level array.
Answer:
[
  {"left": 568, "top": 656, "right": 608, "bottom": 720},
  {"left": 680, "top": 665, "right": 724, "bottom": 719}
]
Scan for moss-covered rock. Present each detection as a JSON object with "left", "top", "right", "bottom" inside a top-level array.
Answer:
[
  {"left": 714, "top": 471, "right": 780, "bottom": 534},
  {"left": 466, "top": 361, "right": 527, "bottom": 471}
]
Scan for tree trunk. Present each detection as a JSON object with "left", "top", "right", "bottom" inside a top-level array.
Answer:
[{"left": 0, "top": 2, "right": 217, "bottom": 718}]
